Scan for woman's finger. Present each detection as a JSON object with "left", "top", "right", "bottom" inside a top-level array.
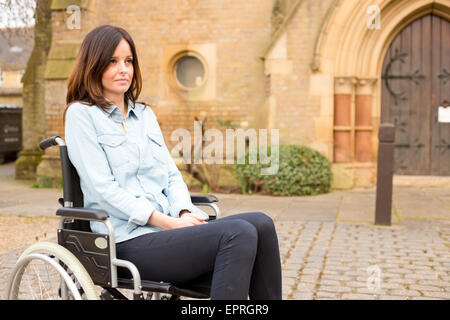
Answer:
[{"left": 191, "top": 213, "right": 206, "bottom": 222}]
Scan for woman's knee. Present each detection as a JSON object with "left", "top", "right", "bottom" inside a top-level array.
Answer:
[
  {"left": 254, "top": 211, "right": 274, "bottom": 223},
  {"left": 245, "top": 212, "right": 276, "bottom": 235},
  {"left": 222, "top": 220, "right": 258, "bottom": 250}
]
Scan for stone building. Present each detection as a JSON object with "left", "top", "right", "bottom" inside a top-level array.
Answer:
[
  {"left": 35, "top": 0, "right": 450, "bottom": 188},
  {"left": 0, "top": 28, "right": 33, "bottom": 105},
  {"left": 0, "top": 28, "right": 33, "bottom": 165}
]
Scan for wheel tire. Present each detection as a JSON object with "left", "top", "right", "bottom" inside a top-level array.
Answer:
[{"left": 6, "top": 241, "right": 99, "bottom": 300}]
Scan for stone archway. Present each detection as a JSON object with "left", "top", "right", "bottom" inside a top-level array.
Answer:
[{"left": 310, "top": 0, "right": 450, "bottom": 187}]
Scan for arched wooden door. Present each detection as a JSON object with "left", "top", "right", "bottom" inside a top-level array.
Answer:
[{"left": 381, "top": 14, "right": 450, "bottom": 176}]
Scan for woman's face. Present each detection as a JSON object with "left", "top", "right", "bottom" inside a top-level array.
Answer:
[{"left": 102, "top": 38, "right": 134, "bottom": 101}]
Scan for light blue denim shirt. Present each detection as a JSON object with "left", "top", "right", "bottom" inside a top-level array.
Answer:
[{"left": 64, "top": 100, "right": 209, "bottom": 243}]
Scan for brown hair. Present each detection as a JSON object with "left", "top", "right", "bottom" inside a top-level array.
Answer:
[{"left": 64, "top": 25, "right": 144, "bottom": 122}]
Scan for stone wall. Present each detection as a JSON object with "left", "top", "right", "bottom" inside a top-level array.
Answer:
[{"left": 265, "top": 0, "right": 335, "bottom": 156}]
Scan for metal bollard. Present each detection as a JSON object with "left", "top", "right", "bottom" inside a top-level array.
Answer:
[{"left": 375, "top": 123, "right": 396, "bottom": 226}]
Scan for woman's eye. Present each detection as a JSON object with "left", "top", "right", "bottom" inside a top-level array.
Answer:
[
  {"left": 110, "top": 59, "right": 117, "bottom": 64},
  {"left": 126, "top": 59, "right": 133, "bottom": 64}
]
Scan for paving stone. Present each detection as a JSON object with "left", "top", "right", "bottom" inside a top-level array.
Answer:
[
  {"left": 389, "top": 289, "right": 422, "bottom": 297},
  {"left": 378, "top": 282, "right": 405, "bottom": 290},
  {"left": 341, "top": 293, "right": 377, "bottom": 300},
  {"left": 404, "top": 273, "right": 440, "bottom": 280},
  {"left": 282, "top": 269, "right": 300, "bottom": 278},
  {"left": 317, "top": 285, "right": 352, "bottom": 293},
  {"left": 299, "top": 275, "right": 320, "bottom": 283},
  {"left": 420, "top": 291, "right": 450, "bottom": 299},
  {"left": 315, "top": 291, "right": 340, "bottom": 299},
  {"left": 318, "top": 279, "right": 342, "bottom": 287},
  {"left": 301, "top": 268, "right": 322, "bottom": 275},
  {"left": 408, "top": 284, "right": 444, "bottom": 292},
  {"left": 378, "top": 295, "right": 409, "bottom": 300},
  {"left": 283, "top": 278, "right": 297, "bottom": 287},
  {"left": 321, "top": 270, "right": 339, "bottom": 275},
  {"left": 321, "top": 274, "right": 354, "bottom": 282},
  {"left": 291, "top": 292, "right": 314, "bottom": 300},
  {"left": 417, "top": 279, "right": 448, "bottom": 287},
  {"left": 346, "top": 281, "right": 373, "bottom": 288},
  {"left": 294, "top": 282, "right": 316, "bottom": 292},
  {"left": 356, "top": 287, "right": 387, "bottom": 295},
  {"left": 389, "top": 278, "right": 420, "bottom": 285},
  {"left": 343, "top": 270, "right": 370, "bottom": 277}
]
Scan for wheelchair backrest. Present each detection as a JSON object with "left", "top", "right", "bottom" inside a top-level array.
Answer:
[
  {"left": 60, "top": 145, "right": 83, "bottom": 207},
  {"left": 59, "top": 145, "right": 91, "bottom": 232}
]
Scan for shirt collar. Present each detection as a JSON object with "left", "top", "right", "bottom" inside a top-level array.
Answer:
[
  {"left": 127, "top": 99, "right": 141, "bottom": 119},
  {"left": 103, "top": 98, "right": 141, "bottom": 122}
]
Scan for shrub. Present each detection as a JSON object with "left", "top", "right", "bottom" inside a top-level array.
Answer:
[{"left": 235, "top": 145, "right": 332, "bottom": 196}]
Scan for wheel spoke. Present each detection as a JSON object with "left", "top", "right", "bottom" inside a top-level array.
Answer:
[
  {"left": 25, "top": 271, "right": 36, "bottom": 300},
  {"left": 31, "top": 263, "right": 46, "bottom": 299},
  {"left": 6, "top": 242, "right": 97, "bottom": 300}
]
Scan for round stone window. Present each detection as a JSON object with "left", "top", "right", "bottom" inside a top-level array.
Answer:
[{"left": 173, "top": 54, "right": 206, "bottom": 90}]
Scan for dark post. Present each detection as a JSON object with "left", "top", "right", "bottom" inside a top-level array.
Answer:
[{"left": 375, "top": 123, "right": 396, "bottom": 226}]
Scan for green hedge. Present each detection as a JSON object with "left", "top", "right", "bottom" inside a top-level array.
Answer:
[{"left": 235, "top": 145, "right": 332, "bottom": 196}]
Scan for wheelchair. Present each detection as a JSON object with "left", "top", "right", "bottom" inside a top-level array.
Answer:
[{"left": 6, "top": 136, "right": 220, "bottom": 300}]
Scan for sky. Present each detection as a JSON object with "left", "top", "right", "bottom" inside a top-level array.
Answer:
[{"left": 0, "top": 0, "right": 36, "bottom": 28}]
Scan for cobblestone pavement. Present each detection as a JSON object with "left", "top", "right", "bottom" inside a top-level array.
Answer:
[
  {"left": 277, "top": 219, "right": 450, "bottom": 300},
  {"left": 0, "top": 161, "right": 449, "bottom": 300}
]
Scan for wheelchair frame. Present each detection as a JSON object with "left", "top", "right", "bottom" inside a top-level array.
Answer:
[{"left": 7, "top": 136, "right": 220, "bottom": 300}]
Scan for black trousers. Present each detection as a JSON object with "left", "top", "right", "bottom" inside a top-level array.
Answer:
[{"left": 116, "top": 212, "right": 282, "bottom": 300}]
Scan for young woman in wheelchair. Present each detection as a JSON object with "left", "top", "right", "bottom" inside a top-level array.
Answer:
[{"left": 63, "top": 25, "right": 282, "bottom": 300}]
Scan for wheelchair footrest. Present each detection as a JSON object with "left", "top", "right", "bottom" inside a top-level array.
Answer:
[{"left": 117, "top": 278, "right": 210, "bottom": 299}]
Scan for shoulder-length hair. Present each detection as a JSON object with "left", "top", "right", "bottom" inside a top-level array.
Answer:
[{"left": 64, "top": 25, "right": 144, "bottom": 122}]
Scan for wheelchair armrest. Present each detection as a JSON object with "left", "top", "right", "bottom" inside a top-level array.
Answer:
[
  {"left": 190, "top": 194, "right": 218, "bottom": 204},
  {"left": 191, "top": 195, "right": 220, "bottom": 219},
  {"left": 56, "top": 207, "right": 109, "bottom": 221}
]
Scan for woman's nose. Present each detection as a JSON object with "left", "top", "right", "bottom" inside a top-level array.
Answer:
[{"left": 118, "top": 61, "right": 128, "bottom": 72}]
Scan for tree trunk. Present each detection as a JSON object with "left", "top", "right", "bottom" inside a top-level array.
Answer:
[{"left": 15, "top": 0, "right": 52, "bottom": 180}]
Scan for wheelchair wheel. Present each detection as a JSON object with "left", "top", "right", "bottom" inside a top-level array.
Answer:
[{"left": 6, "top": 242, "right": 99, "bottom": 300}]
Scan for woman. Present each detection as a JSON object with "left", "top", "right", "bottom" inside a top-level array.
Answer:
[{"left": 64, "top": 25, "right": 281, "bottom": 300}]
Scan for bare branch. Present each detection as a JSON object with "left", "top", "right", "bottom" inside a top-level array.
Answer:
[{"left": 0, "top": 0, "right": 35, "bottom": 45}]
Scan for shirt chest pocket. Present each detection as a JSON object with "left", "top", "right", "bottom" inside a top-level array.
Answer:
[
  {"left": 146, "top": 132, "right": 167, "bottom": 164},
  {"left": 97, "top": 134, "right": 129, "bottom": 168}
]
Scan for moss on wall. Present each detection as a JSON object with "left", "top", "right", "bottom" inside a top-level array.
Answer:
[{"left": 51, "top": 0, "right": 89, "bottom": 10}]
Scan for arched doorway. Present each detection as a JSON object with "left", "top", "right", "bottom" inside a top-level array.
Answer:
[{"left": 381, "top": 14, "right": 450, "bottom": 176}]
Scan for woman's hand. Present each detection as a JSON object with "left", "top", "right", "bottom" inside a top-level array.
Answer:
[
  {"left": 174, "top": 211, "right": 207, "bottom": 229},
  {"left": 147, "top": 209, "right": 207, "bottom": 230}
]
